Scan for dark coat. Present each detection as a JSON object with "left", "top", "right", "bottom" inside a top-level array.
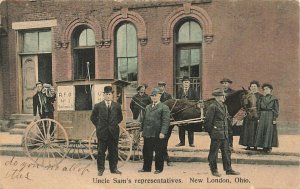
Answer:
[
  {"left": 130, "top": 93, "right": 152, "bottom": 120},
  {"left": 160, "top": 92, "right": 172, "bottom": 102},
  {"left": 33, "top": 92, "right": 56, "bottom": 116},
  {"left": 90, "top": 101, "right": 123, "bottom": 141},
  {"left": 176, "top": 87, "right": 199, "bottom": 100},
  {"left": 205, "top": 100, "right": 229, "bottom": 140},
  {"left": 255, "top": 94, "right": 279, "bottom": 148},
  {"left": 140, "top": 102, "right": 170, "bottom": 138}
]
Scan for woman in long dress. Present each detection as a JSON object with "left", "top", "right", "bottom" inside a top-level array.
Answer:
[
  {"left": 239, "top": 80, "right": 262, "bottom": 150},
  {"left": 255, "top": 83, "right": 279, "bottom": 153}
]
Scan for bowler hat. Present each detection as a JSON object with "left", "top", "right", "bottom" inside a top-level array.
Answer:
[
  {"left": 182, "top": 76, "right": 190, "bottom": 82},
  {"left": 136, "top": 84, "right": 148, "bottom": 91},
  {"left": 158, "top": 81, "right": 166, "bottom": 86},
  {"left": 261, "top": 83, "right": 273, "bottom": 90},
  {"left": 104, "top": 86, "right": 113, "bottom": 93},
  {"left": 220, "top": 78, "right": 233, "bottom": 84},
  {"left": 212, "top": 88, "right": 225, "bottom": 96},
  {"left": 150, "top": 88, "right": 162, "bottom": 96}
]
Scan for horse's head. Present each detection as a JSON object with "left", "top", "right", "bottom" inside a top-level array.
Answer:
[
  {"left": 241, "top": 91, "right": 258, "bottom": 119},
  {"left": 225, "top": 88, "right": 248, "bottom": 117}
]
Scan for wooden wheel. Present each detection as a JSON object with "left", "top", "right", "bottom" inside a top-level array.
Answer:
[
  {"left": 127, "top": 127, "right": 143, "bottom": 161},
  {"left": 23, "top": 119, "right": 69, "bottom": 167},
  {"left": 88, "top": 126, "right": 133, "bottom": 168},
  {"left": 65, "top": 139, "right": 90, "bottom": 159}
]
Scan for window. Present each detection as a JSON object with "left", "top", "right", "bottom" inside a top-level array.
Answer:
[
  {"left": 75, "top": 85, "right": 92, "bottom": 110},
  {"left": 23, "top": 30, "right": 51, "bottom": 53},
  {"left": 175, "top": 20, "right": 203, "bottom": 96},
  {"left": 72, "top": 26, "right": 95, "bottom": 80},
  {"left": 115, "top": 23, "right": 138, "bottom": 82}
]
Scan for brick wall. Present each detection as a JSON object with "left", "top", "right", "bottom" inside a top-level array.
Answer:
[{"left": 0, "top": 0, "right": 299, "bottom": 123}]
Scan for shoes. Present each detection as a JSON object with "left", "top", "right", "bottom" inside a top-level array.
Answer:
[
  {"left": 98, "top": 170, "right": 104, "bottom": 176},
  {"left": 175, "top": 143, "right": 185, "bottom": 147},
  {"left": 154, "top": 170, "right": 162, "bottom": 174},
  {"left": 226, "top": 170, "right": 240, "bottom": 175},
  {"left": 211, "top": 171, "right": 221, "bottom": 177},
  {"left": 138, "top": 169, "right": 151, "bottom": 173},
  {"left": 111, "top": 170, "right": 122, "bottom": 174},
  {"left": 189, "top": 144, "right": 195, "bottom": 147},
  {"left": 246, "top": 147, "right": 250, "bottom": 150}
]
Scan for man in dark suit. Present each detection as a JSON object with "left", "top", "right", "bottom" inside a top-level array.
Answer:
[
  {"left": 220, "top": 78, "right": 235, "bottom": 148},
  {"left": 175, "top": 76, "right": 198, "bottom": 147},
  {"left": 205, "top": 88, "right": 240, "bottom": 177},
  {"left": 138, "top": 88, "right": 170, "bottom": 174},
  {"left": 90, "top": 86, "right": 123, "bottom": 176},
  {"left": 157, "top": 81, "right": 173, "bottom": 166},
  {"left": 33, "top": 81, "right": 44, "bottom": 121}
]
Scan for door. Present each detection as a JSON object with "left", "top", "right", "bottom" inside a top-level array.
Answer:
[{"left": 22, "top": 55, "right": 38, "bottom": 114}]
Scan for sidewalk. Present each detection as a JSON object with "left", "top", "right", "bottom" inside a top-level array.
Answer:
[{"left": 0, "top": 131, "right": 299, "bottom": 165}]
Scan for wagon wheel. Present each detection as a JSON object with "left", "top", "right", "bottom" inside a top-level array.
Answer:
[
  {"left": 127, "top": 127, "right": 143, "bottom": 161},
  {"left": 65, "top": 139, "right": 90, "bottom": 160},
  {"left": 88, "top": 126, "right": 133, "bottom": 168},
  {"left": 23, "top": 119, "right": 69, "bottom": 167}
]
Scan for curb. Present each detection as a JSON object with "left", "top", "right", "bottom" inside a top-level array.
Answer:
[{"left": 0, "top": 146, "right": 298, "bottom": 166}]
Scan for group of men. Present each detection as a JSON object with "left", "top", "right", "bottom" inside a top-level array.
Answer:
[
  {"left": 32, "top": 77, "right": 239, "bottom": 177},
  {"left": 90, "top": 77, "right": 239, "bottom": 177}
]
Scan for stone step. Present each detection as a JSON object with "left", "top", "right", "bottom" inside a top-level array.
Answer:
[
  {"left": 14, "top": 123, "right": 28, "bottom": 129},
  {"left": 10, "top": 114, "right": 34, "bottom": 120},
  {"left": 9, "top": 128, "right": 25, "bottom": 135}
]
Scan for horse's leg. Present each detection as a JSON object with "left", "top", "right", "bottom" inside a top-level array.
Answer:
[{"left": 163, "top": 125, "right": 174, "bottom": 165}]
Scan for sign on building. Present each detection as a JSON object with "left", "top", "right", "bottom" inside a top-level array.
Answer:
[{"left": 57, "top": 86, "right": 75, "bottom": 111}]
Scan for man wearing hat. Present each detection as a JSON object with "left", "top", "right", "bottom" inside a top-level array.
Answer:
[
  {"left": 175, "top": 76, "right": 198, "bottom": 147},
  {"left": 90, "top": 86, "right": 123, "bottom": 176},
  {"left": 205, "top": 88, "right": 240, "bottom": 177},
  {"left": 130, "top": 84, "right": 152, "bottom": 120},
  {"left": 157, "top": 81, "right": 173, "bottom": 166},
  {"left": 33, "top": 81, "right": 44, "bottom": 121},
  {"left": 220, "top": 78, "right": 235, "bottom": 96},
  {"left": 138, "top": 88, "right": 170, "bottom": 174},
  {"left": 220, "top": 78, "right": 235, "bottom": 148}
]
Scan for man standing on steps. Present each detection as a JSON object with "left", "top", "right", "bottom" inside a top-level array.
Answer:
[
  {"left": 205, "top": 88, "right": 240, "bottom": 177},
  {"left": 33, "top": 81, "right": 44, "bottom": 121},
  {"left": 90, "top": 86, "right": 123, "bottom": 176}
]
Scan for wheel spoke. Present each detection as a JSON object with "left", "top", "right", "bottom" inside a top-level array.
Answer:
[
  {"left": 49, "top": 145, "right": 65, "bottom": 158},
  {"left": 41, "top": 121, "right": 47, "bottom": 138},
  {"left": 26, "top": 136, "right": 44, "bottom": 143}
]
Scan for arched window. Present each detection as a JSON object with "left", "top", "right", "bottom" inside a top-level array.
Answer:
[
  {"left": 115, "top": 23, "right": 138, "bottom": 82},
  {"left": 175, "top": 20, "right": 202, "bottom": 97},
  {"left": 72, "top": 26, "right": 95, "bottom": 80}
]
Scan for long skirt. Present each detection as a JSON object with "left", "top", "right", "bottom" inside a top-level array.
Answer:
[
  {"left": 239, "top": 115, "right": 258, "bottom": 147},
  {"left": 255, "top": 111, "right": 279, "bottom": 148}
]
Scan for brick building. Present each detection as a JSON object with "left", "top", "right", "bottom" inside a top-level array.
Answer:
[{"left": 0, "top": 0, "right": 299, "bottom": 128}]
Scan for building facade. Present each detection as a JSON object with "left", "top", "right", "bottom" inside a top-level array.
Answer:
[{"left": 0, "top": 0, "right": 299, "bottom": 127}]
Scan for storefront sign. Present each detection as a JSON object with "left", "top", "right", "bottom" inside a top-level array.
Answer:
[{"left": 57, "top": 86, "right": 75, "bottom": 111}]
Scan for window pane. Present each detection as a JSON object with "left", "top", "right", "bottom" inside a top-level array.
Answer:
[
  {"left": 178, "top": 22, "right": 189, "bottom": 43},
  {"left": 39, "top": 31, "right": 51, "bottom": 52},
  {"left": 179, "top": 49, "right": 190, "bottom": 77},
  {"left": 117, "top": 25, "right": 127, "bottom": 57},
  {"left": 190, "top": 21, "right": 202, "bottom": 42},
  {"left": 118, "top": 58, "right": 128, "bottom": 81},
  {"left": 86, "top": 29, "right": 95, "bottom": 46},
  {"left": 127, "top": 58, "right": 137, "bottom": 81},
  {"left": 24, "top": 32, "right": 38, "bottom": 52},
  {"left": 79, "top": 29, "right": 87, "bottom": 46},
  {"left": 126, "top": 24, "right": 137, "bottom": 57},
  {"left": 191, "top": 48, "right": 200, "bottom": 66}
]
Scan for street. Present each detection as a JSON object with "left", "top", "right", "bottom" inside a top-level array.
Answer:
[{"left": 0, "top": 155, "right": 298, "bottom": 189}]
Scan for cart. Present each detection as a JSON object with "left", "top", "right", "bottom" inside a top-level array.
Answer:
[{"left": 22, "top": 79, "right": 135, "bottom": 167}]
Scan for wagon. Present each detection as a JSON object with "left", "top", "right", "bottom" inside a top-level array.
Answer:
[{"left": 22, "top": 79, "right": 141, "bottom": 167}]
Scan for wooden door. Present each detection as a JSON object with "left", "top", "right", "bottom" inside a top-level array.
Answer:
[{"left": 22, "top": 55, "right": 38, "bottom": 114}]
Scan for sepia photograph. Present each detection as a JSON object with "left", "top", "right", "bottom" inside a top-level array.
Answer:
[{"left": 0, "top": 0, "right": 299, "bottom": 188}]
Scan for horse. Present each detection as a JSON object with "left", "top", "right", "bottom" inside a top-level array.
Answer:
[{"left": 163, "top": 89, "right": 249, "bottom": 134}]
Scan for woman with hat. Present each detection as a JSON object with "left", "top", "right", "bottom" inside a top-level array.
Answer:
[
  {"left": 239, "top": 80, "right": 263, "bottom": 150},
  {"left": 130, "top": 84, "right": 152, "bottom": 120},
  {"left": 255, "top": 83, "right": 279, "bottom": 153}
]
